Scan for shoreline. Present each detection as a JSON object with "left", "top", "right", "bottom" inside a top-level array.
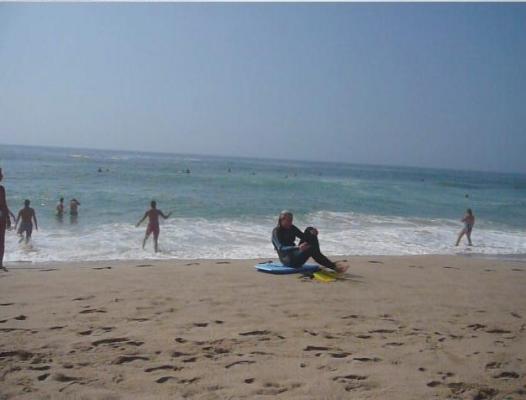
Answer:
[{"left": 4, "top": 253, "right": 526, "bottom": 269}]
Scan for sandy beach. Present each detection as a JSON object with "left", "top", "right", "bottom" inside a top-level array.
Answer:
[{"left": 0, "top": 255, "right": 525, "bottom": 400}]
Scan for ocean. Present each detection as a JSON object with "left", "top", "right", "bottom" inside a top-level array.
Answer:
[{"left": 1, "top": 144, "right": 525, "bottom": 263}]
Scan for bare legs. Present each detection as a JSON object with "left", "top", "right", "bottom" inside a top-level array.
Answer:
[
  {"left": 143, "top": 232, "right": 160, "bottom": 252},
  {"left": 456, "top": 228, "right": 473, "bottom": 246}
]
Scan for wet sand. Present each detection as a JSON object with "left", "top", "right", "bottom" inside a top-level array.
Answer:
[{"left": 0, "top": 255, "right": 525, "bottom": 399}]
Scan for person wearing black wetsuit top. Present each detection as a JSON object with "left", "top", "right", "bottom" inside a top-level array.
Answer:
[{"left": 272, "top": 210, "right": 347, "bottom": 272}]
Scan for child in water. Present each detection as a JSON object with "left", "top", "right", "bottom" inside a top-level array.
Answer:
[
  {"left": 136, "top": 201, "right": 172, "bottom": 252},
  {"left": 456, "top": 208, "right": 475, "bottom": 246}
]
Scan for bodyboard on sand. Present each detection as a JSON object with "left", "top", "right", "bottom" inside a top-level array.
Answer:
[{"left": 255, "top": 262, "right": 319, "bottom": 275}]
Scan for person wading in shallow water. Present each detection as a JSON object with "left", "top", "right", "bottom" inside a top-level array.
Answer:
[
  {"left": 456, "top": 208, "right": 475, "bottom": 246},
  {"left": 136, "top": 200, "right": 172, "bottom": 253},
  {"left": 15, "top": 199, "right": 38, "bottom": 244},
  {"left": 272, "top": 210, "right": 349, "bottom": 273},
  {"left": 0, "top": 168, "right": 12, "bottom": 271}
]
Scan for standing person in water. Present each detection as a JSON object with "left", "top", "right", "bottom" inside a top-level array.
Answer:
[
  {"left": 15, "top": 200, "right": 38, "bottom": 244},
  {"left": 136, "top": 201, "right": 172, "bottom": 253},
  {"left": 0, "top": 168, "right": 12, "bottom": 271},
  {"left": 456, "top": 208, "right": 475, "bottom": 246},
  {"left": 56, "top": 197, "right": 65, "bottom": 220},
  {"left": 69, "top": 198, "right": 80, "bottom": 223},
  {"left": 272, "top": 210, "right": 348, "bottom": 273}
]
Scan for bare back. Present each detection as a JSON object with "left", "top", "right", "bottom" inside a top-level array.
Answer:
[{"left": 19, "top": 207, "right": 35, "bottom": 224}]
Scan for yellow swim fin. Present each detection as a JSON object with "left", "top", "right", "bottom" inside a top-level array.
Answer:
[{"left": 313, "top": 270, "right": 336, "bottom": 283}]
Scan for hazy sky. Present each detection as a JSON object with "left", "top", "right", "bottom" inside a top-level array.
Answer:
[{"left": 1, "top": 4, "right": 525, "bottom": 173}]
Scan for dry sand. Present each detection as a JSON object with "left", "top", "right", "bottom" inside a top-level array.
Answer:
[{"left": 0, "top": 255, "right": 525, "bottom": 400}]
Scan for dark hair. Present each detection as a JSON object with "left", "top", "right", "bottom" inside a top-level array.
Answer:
[
  {"left": 60, "top": 197, "right": 64, "bottom": 202},
  {"left": 467, "top": 208, "right": 473, "bottom": 216},
  {"left": 151, "top": 200, "right": 157, "bottom": 208},
  {"left": 24, "top": 199, "right": 30, "bottom": 206}
]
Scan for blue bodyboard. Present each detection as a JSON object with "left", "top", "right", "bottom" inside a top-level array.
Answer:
[{"left": 255, "top": 262, "right": 319, "bottom": 275}]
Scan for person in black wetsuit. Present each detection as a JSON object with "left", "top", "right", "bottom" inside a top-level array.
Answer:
[{"left": 271, "top": 210, "right": 348, "bottom": 272}]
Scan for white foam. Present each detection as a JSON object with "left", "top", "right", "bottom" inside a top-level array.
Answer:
[{"left": 4, "top": 211, "right": 526, "bottom": 263}]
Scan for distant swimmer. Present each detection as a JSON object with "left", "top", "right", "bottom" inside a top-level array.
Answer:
[
  {"left": 15, "top": 200, "right": 38, "bottom": 244},
  {"left": 56, "top": 197, "right": 65, "bottom": 219},
  {"left": 69, "top": 198, "right": 81, "bottom": 224},
  {"left": 0, "top": 168, "right": 12, "bottom": 271},
  {"left": 136, "top": 200, "right": 172, "bottom": 253},
  {"left": 272, "top": 210, "right": 348, "bottom": 273},
  {"left": 456, "top": 208, "right": 475, "bottom": 247}
]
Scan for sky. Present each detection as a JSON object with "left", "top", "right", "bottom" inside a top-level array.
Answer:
[{"left": 0, "top": 3, "right": 525, "bottom": 173}]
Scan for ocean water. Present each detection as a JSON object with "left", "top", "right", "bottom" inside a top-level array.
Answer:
[{"left": 1, "top": 144, "right": 525, "bottom": 263}]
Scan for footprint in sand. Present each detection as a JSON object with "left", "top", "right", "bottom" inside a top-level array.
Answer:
[
  {"left": 14, "top": 315, "right": 27, "bottom": 320},
  {"left": 185, "top": 262, "right": 200, "bottom": 266},
  {"left": 510, "top": 312, "right": 522, "bottom": 319},
  {"left": 239, "top": 330, "right": 271, "bottom": 336},
  {"left": 79, "top": 308, "right": 107, "bottom": 314},
  {"left": 467, "top": 323, "right": 486, "bottom": 331},
  {"left": 244, "top": 378, "right": 255, "bottom": 384},
  {"left": 39, "top": 269, "right": 57, "bottom": 272},
  {"left": 53, "top": 373, "right": 82, "bottom": 383},
  {"left": 225, "top": 360, "right": 255, "bottom": 369},
  {"left": 353, "top": 357, "right": 381, "bottom": 362},
  {"left": 92, "top": 267, "right": 111, "bottom": 270},
  {"left": 37, "top": 373, "right": 50, "bottom": 381},
  {"left": 486, "top": 328, "right": 511, "bottom": 334},
  {"left": 369, "top": 329, "right": 396, "bottom": 334},
  {"left": 0, "top": 303, "right": 14, "bottom": 306},
  {"left": 145, "top": 365, "right": 181, "bottom": 373},
  {"left": 333, "top": 375, "right": 369, "bottom": 392},
  {"left": 92, "top": 337, "right": 142, "bottom": 347},
  {"left": 113, "top": 355, "right": 149, "bottom": 364},
  {"left": 72, "top": 295, "right": 95, "bottom": 301},
  {"left": 303, "top": 345, "right": 330, "bottom": 352},
  {"left": 135, "top": 264, "right": 153, "bottom": 268},
  {"left": 216, "top": 261, "right": 231, "bottom": 264},
  {"left": 493, "top": 371, "right": 519, "bottom": 379},
  {"left": 356, "top": 334, "right": 372, "bottom": 339},
  {"left": 330, "top": 352, "right": 351, "bottom": 358}
]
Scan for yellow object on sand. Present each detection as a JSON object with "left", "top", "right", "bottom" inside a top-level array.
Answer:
[{"left": 313, "top": 270, "right": 337, "bottom": 283}]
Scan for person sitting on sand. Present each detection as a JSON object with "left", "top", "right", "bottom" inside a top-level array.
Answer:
[
  {"left": 136, "top": 200, "right": 172, "bottom": 253},
  {"left": 272, "top": 210, "right": 348, "bottom": 272},
  {"left": 455, "top": 208, "right": 475, "bottom": 246},
  {"left": 15, "top": 199, "right": 38, "bottom": 244}
]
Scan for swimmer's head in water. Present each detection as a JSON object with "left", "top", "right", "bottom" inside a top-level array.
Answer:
[
  {"left": 151, "top": 200, "right": 157, "bottom": 208},
  {"left": 278, "top": 210, "right": 293, "bottom": 228},
  {"left": 24, "top": 199, "right": 30, "bottom": 207}
]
